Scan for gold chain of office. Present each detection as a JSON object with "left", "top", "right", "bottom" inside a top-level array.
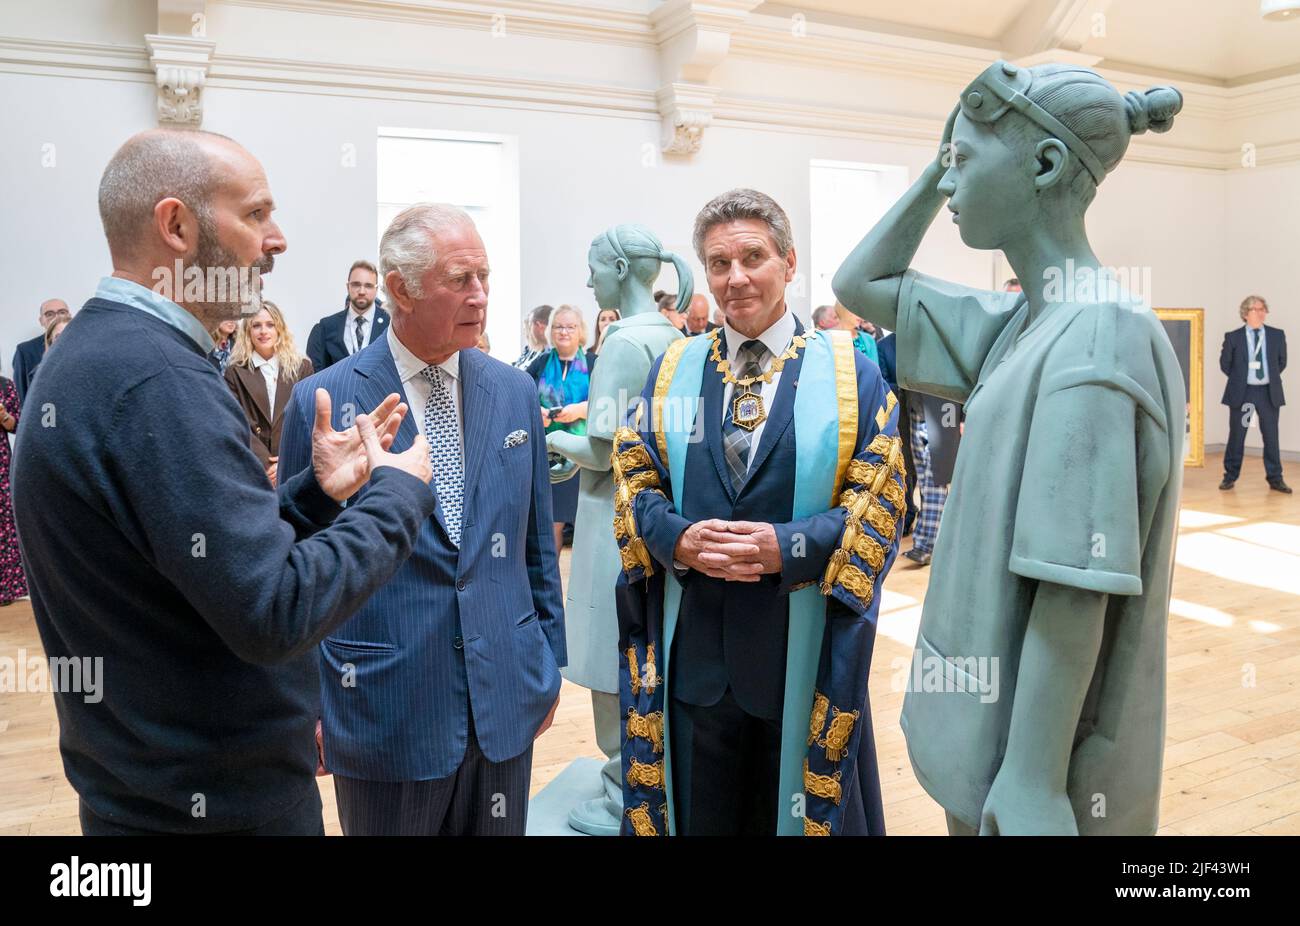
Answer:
[
  {"left": 708, "top": 330, "right": 810, "bottom": 389},
  {"left": 709, "top": 330, "right": 812, "bottom": 432}
]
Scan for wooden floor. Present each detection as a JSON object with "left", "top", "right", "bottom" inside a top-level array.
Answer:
[{"left": 2, "top": 453, "right": 1297, "bottom": 835}]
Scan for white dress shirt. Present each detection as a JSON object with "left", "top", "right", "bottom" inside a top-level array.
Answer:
[
  {"left": 388, "top": 328, "right": 464, "bottom": 466},
  {"left": 344, "top": 305, "right": 377, "bottom": 355},
  {"left": 720, "top": 309, "right": 797, "bottom": 460},
  {"left": 249, "top": 352, "right": 281, "bottom": 412}
]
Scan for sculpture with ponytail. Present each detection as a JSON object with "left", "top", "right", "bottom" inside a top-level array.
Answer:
[{"left": 599, "top": 224, "right": 694, "bottom": 314}]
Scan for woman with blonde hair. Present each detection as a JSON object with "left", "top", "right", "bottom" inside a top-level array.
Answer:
[
  {"left": 224, "top": 300, "right": 313, "bottom": 486},
  {"left": 526, "top": 303, "right": 591, "bottom": 552}
]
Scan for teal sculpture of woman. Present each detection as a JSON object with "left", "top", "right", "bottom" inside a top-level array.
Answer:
[
  {"left": 547, "top": 225, "right": 689, "bottom": 835},
  {"left": 834, "top": 61, "right": 1184, "bottom": 835}
]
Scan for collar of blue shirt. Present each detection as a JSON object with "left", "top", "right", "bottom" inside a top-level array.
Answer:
[{"left": 95, "top": 276, "right": 216, "bottom": 353}]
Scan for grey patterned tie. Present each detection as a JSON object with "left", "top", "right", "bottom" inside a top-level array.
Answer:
[
  {"left": 722, "top": 339, "right": 770, "bottom": 493},
  {"left": 353, "top": 315, "right": 366, "bottom": 353},
  {"left": 420, "top": 365, "right": 464, "bottom": 545}
]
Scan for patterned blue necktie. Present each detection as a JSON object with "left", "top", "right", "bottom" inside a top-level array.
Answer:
[
  {"left": 722, "top": 339, "right": 770, "bottom": 493},
  {"left": 420, "top": 365, "right": 464, "bottom": 545}
]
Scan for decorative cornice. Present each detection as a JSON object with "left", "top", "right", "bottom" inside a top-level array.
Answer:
[
  {"left": 210, "top": 50, "right": 658, "bottom": 118},
  {"left": 649, "top": 0, "right": 763, "bottom": 156},
  {"left": 1, "top": 33, "right": 1298, "bottom": 170},
  {"left": 0, "top": 35, "right": 151, "bottom": 79},
  {"left": 220, "top": 0, "right": 655, "bottom": 47},
  {"left": 146, "top": 33, "right": 216, "bottom": 127},
  {"left": 656, "top": 81, "right": 717, "bottom": 154}
]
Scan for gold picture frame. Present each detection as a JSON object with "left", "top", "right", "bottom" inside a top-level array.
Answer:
[{"left": 1155, "top": 308, "right": 1204, "bottom": 467}]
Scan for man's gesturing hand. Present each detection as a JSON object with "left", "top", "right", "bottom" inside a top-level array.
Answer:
[
  {"left": 311, "top": 389, "right": 431, "bottom": 500},
  {"left": 673, "top": 518, "right": 764, "bottom": 582}
]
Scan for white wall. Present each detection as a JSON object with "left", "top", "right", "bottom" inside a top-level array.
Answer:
[{"left": 0, "top": 0, "right": 1290, "bottom": 454}]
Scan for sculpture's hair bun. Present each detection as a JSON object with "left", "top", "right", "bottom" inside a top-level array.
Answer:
[{"left": 1124, "top": 86, "right": 1182, "bottom": 136}]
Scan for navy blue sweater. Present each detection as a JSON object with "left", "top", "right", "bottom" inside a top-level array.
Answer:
[{"left": 11, "top": 298, "right": 436, "bottom": 833}]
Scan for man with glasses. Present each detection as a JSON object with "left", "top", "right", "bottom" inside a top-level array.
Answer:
[
  {"left": 1221, "top": 294, "right": 1289, "bottom": 493},
  {"left": 306, "top": 260, "right": 390, "bottom": 372},
  {"left": 13, "top": 298, "right": 71, "bottom": 403}
]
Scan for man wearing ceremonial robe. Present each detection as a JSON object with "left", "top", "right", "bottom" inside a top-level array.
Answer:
[{"left": 611, "top": 189, "right": 906, "bottom": 836}]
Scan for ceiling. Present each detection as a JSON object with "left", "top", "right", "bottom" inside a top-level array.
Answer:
[{"left": 759, "top": 0, "right": 1300, "bottom": 85}]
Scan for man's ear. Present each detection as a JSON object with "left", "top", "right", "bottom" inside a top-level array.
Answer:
[
  {"left": 154, "top": 197, "right": 196, "bottom": 257},
  {"left": 1033, "top": 138, "right": 1069, "bottom": 191},
  {"left": 384, "top": 270, "right": 411, "bottom": 314},
  {"left": 784, "top": 245, "right": 797, "bottom": 283}
]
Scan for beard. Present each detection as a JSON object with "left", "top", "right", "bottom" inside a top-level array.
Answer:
[
  {"left": 186, "top": 216, "right": 274, "bottom": 332},
  {"left": 350, "top": 295, "right": 372, "bottom": 312}
]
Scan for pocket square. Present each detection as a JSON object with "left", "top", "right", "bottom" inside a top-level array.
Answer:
[{"left": 503, "top": 429, "right": 529, "bottom": 448}]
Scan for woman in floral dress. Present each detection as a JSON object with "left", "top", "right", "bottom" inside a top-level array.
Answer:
[{"left": 0, "top": 374, "right": 27, "bottom": 605}]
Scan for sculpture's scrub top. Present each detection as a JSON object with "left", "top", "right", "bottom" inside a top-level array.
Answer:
[{"left": 893, "top": 270, "right": 1184, "bottom": 834}]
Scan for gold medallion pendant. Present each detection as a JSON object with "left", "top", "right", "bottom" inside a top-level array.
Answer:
[
  {"left": 731, "top": 389, "right": 766, "bottom": 431},
  {"left": 708, "top": 328, "right": 815, "bottom": 433}
]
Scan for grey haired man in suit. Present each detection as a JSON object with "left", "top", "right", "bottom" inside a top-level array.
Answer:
[{"left": 1221, "top": 294, "right": 1289, "bottom": 493}]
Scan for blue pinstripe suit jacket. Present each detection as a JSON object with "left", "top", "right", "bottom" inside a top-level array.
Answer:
[{"left": 279, "top": 331, "right": 567, "bottom": 781}]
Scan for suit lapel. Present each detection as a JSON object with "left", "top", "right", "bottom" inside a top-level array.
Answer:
[
  {"left": 701, "top": 340, "right": 735, "bottom": 502},
  {"left": 744, "top": 347, "right": 803, "bottom": 486},
  {"left": 743, "top": 317, "right": 807, "bottom": 490},
  {"left": 458, "top": 348, "right": 493, "bottom": 535},
  {"left": 236, "top": 364, "right": 272, "bottom": 423}
]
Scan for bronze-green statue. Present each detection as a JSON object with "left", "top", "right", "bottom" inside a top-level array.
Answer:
[
  {"left": 547, "top": 225, "right": 688, "bottom": 835},
  {"left": 833, "top": 61, "right": 1185, "bottom": 835}
]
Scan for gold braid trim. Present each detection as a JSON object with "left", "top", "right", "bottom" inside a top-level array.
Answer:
[
  {"left": 820, "top": 707, "right": 860, "bottom": 763},
  {"left": 627, "top": 709, "right": 664, "bottom": 754},
  {"left": 624, "top": 470, "right": 662, "bottom": 495},
  {"left": 808, "top": 691, "right": 830, "bottom": 747},
  {"left": 804, "top": 760, "right": 843, "bottom": 805},
  {"left": 835, "top": 564, "right": 875, "bottom": 609},
  {"left": 853, "top": 534, "right": 886, "bottom": 572},
  {"left": 615, "top": 443, "right": 654, "bottom": 473},
  {"left": 882, "top": 475, "right": 907, "bottom": 515},
  {"left": 627, "top": 758, "right": 665, "bottom": 790},
  {"left": 651, "top": 337, "right": 694, "bottom": 468},
  {"left": 843, "top": 459, "right": 879, "bottom": 487},
  {"left": 804, "top": 818, "right": 831, "bottom": 836},
  {"left": 626, "top": 645, "right": 640, "bottom": 697},
  {"left": 864, "top": 503, "right": 896, "bottom": 542},
  {"left": 875, "top": 390, "right": 899, "bottom": 430},
  {"left": 642, "top": 643, "right": 658, "bottom": 695},
  {"left": 626, "top": 803, "right": 658, "bottom": 837},
  {"left": 611, "top": 427, "right": 660, "bottom": 577}
]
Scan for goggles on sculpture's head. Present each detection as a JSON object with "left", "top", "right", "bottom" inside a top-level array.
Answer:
[{"left": 958, "top": 59, "right": 1107, "bottom": 187}]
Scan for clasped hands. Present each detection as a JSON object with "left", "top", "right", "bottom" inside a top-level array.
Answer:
[{"left": 673, "top": 519, "right": 782, "bottom": 582}]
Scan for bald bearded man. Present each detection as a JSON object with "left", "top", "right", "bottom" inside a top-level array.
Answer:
[{"left": 13, "top": 129, "right": 434, "bottom": 835}]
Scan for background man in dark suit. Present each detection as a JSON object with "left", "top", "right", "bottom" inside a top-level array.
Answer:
[
  {"left": 13, "top": 128, "right": 435, "bottom": 836},
  {"left": 1221, "top": 294, "right": 1288, "bottom": 492},
  {"left": 684, "top": 293, "right": 720, "bottom": 336},
  {"left": 280, "top": 204, "right": 565, "bottom": 837},
  {"left": 305, "top": 260, "right": 389, "bottom": 371},
  {"left": 11, "top": 298, "right": 70, "bottom": 403}
]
